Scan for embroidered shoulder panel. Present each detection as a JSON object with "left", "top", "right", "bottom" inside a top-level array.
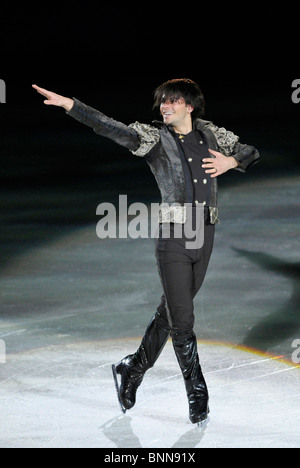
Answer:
[
  {"left": 205, "top": 123, "right": 239, "bottom": 156},
  {"left": 128, "top": 122, "right": 160, "bottom": 157}
]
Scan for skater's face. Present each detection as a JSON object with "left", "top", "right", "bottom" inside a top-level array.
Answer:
[{"left": 160, "top": 96, "right": 194, "bottom": 127}]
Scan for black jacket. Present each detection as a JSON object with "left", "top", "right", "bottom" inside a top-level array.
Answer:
[{"left": 68, "top": 98, "right": 259, "bottom": 224}]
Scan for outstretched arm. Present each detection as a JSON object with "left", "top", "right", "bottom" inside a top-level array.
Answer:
[
  {"left": 32, "top": 85, "right": 140, "bottom": 152},
  {"left": 32, "top": 84, "right": 74, "bottom": 112}
]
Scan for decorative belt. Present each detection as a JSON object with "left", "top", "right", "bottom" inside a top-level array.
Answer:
[{"left": 159, "top": 204, "right": 219, "bottom": 225}]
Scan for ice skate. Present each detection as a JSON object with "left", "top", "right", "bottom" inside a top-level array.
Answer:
[
  {"left": 112, "top": 313, "right": 170, "bottom": 413},
  {"left": 112, "top": 363, "right": 127, "bottom": 414},
  {"left": 197, "top": 414, "right": 210, "bottom": 428},
  {"left": 112, "top": 355, "right": 144, "bottom": 412},
  {"left": 172, "top": 331, "right": 210, "bottom": 426}
]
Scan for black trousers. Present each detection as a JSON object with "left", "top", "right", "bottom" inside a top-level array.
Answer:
[{"left": 155, "top": 208, "right": 215, "bottom": 336}]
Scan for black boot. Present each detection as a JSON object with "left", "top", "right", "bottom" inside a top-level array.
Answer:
[
  {"left": 112, "top": 312, "right": 170, "bottom": 413},
  {"left": 172, "top": 331, "right": 209, "bottom": 425}
]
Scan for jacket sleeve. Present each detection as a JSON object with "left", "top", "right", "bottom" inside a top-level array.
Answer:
[
  {"left": 206, "top": 122, "right": 260, "bottom": 173},
  {"left": 231, "top": 141, "right": 260, "bottom": 173},
  {"left": 67, "top": 98, "right": 141, "bottom": 152}
]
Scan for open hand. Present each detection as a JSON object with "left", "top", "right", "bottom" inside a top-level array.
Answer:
[
  {"left": 32, "top": 84, "right": 74, "bottom": 111},
  {"left": 202, "top": 149, "right": 238, "bottom": 178}
]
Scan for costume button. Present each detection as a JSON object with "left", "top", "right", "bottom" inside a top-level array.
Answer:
[
  {"left": 203, "top": 179, "right": 208, "bottom": 184},
  {"left": 195, "top": 200, "right": 199, "bottom": 205},
  {"left": 202, "top": 201, "right": 207, "bottom": 206},
  {"left": 199, "top": 141, "right": 203, "bottom": 144},
  {"left": 188, "top": 158, "right": 193, "bottom": 162},
  {"left": 193, "top": 179, "right": 198, "bottom": 183}
]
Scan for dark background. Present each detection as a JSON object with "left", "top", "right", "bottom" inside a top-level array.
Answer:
[
  {"left": 0, "top": 3, "right": 299, "bottom": 217},
  {"left": 0, "top": 4, "right": 299, "bottom": 365}
]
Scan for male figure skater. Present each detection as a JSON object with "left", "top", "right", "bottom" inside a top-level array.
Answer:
[{"left": 33, "top": 79, "right": 259, "bottom": 425}]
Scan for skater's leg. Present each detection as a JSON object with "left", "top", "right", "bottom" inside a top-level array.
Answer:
[
  {"left": 155, "top": 215, "right": 214, "bottom": 424},
  {"left": 112, "top": 311, "right": 170, "bottom": 412},
  {"left": 172, "top": 330, "right": 209, "bottom": 424}
]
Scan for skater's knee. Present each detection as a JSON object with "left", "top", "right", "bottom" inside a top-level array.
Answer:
[{"left": 155, "top": 310, "right": 171, "bottom": 333}]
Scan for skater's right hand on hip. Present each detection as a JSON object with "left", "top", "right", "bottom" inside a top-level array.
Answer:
[{"left": 32, "top": 84, "right": 74, "bottom": 112}]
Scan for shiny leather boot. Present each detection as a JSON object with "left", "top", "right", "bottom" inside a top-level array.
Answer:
[
  {"left": 112, "top": 312, "right": 170, "bottom": 413},
  {"left": 172, "top": 331, "right": 209, "bottom": 425}
]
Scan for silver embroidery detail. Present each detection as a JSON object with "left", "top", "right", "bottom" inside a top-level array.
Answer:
[
  {"left": 129, "top": 122, "right": 160, "bottom": 157},
  {"left": 159, "top": 206, "right": 219, "bottom": 225},
  {"left": 206, "top": 123, "right": 239, "bottom": 156},
  {"left": 159, "top": 204, "right": 187, "bottom": 224},
  {"left": 209, "top": 207, "right": 220, "bottom": 225},
  {"left": 157, "top": 204, "right": 220, "bottom": 225}
]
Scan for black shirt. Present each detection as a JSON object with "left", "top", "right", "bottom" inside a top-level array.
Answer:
[{"left": 176, "top": 130, "right": 211, "bottom": 207}]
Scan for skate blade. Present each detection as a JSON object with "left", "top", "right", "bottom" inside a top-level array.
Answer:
[
  {"left": 197, "top": 415, "right": 210, "bottom": 428},
  {"left": 112, "top": 364, "right": 126, "bottom": 414}
]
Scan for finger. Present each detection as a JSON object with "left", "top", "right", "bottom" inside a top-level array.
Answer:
[
  {"left": 209, "top": 169, "right": 220, "bottom": 177},
  {"left": 208, "top": 149, "right": 218, "bottom": 156},
  {"left": 205, "top": 168, "right": 217, "bottom": 174},
  {"left": 202, "top": 158, "right": 213, "bottom": 163},
  {"left": 35, "top": 88, "right": 49, "bottom": 98},
  {"left": 32, "top": 84, "right": 45, "bottom": 93},
  {"left": 32, "top": 84, "right": 51, "bottom": 98}
]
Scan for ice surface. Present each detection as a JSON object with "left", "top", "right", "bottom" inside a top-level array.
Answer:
[
  {"left": 0, "top": 339, "right": 299, "bottom": 448},
  {"left": 0, "top": 174, "right": 299, "bottom": 448}
]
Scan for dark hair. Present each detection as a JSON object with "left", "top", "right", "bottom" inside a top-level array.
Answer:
[{"left": 153, "top": 78, "right": 205, "bottom": 118}]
